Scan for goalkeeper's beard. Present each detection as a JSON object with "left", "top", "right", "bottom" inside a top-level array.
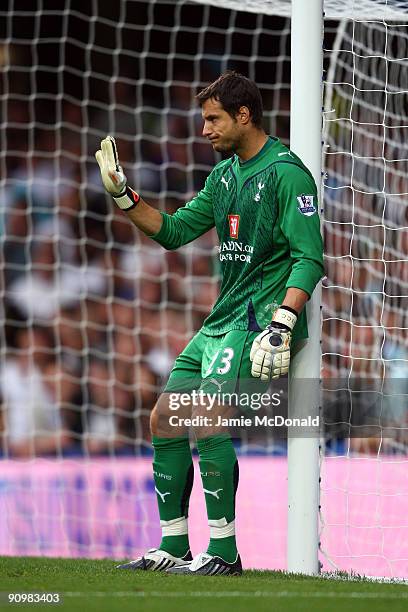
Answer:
[{"left": 209, "top": 131, "right": 242, "bottom": 155}]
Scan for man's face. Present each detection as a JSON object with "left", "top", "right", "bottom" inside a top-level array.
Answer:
[{"left": 201, "top": 98, "right": 243, "bottom": 153}]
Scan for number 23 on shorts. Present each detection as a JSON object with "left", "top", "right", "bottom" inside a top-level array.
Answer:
[{"left": 204, "top": 347, "right": 235, "bottom": 377}]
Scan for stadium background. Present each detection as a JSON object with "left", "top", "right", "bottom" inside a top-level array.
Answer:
[{"left": 0, "top": 0, "right": 302, "bottom": 457}]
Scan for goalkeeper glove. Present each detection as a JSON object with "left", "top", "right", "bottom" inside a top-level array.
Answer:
[
  {"left": 250, "top": 306, "right": 298, "bottom": 380},
  {"left": 95, "top": 135, "right": 140, "bottom": 211}
]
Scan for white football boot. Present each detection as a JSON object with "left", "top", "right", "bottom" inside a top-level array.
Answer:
[
  {"left": 166, "top": 551, "right": 242, "bottom": 575},
  {"left": 116, "top": 548, "right": 192, "bottom": 571}
]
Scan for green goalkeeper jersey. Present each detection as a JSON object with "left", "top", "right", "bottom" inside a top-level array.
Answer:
[{"left": 151, "top": 137, "right": 324, "bottom": 342}]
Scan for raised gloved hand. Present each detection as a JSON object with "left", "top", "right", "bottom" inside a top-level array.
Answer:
[
  {"left": 250, "top": 306, "right": 298, "bottom": 380},
  {"left": 95, "top": 136, "right": 140, "bottom": 210}
]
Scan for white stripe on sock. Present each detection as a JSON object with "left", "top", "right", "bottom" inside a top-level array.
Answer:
[
  {"left": 208, "top": 518, "right": 235, "bottom": 539},
  {"left": 160, "top": 516, "right": 188, "bottom": 536}
]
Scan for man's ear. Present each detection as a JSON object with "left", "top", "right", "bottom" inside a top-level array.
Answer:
[{"left": 237, "top": 106, "right": 251, "bottom": 125}]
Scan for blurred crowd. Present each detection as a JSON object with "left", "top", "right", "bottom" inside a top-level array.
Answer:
[
  {"left": 1, "top": 72, "right": 406, "bottom": 458},
  {"left": 322, "top": 121, "right": 408, "bottom": 450},
  {"left": 0, "top": 1, "right": 298, "bottom": 459},
  {"left": 0, "top": 83, "right": 222, "bottom": 458}
]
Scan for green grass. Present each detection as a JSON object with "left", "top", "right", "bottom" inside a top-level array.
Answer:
[{"left": 0, "top": 557, "right": 407, "bottom": 612}]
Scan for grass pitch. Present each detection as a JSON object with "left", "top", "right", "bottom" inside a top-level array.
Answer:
[{"left": 0, "top": 557, "right": 407, "bottom": 612}]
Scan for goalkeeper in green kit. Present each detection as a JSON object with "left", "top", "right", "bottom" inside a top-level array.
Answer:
[{"left": 96, "top": 71, "right": 324, "bottom": 575}]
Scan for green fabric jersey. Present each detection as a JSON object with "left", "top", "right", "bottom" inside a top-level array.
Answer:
[{"left": 151, "top": 137, "right": 324, "bottom": 341}]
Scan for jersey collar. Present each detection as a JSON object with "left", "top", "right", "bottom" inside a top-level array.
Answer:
[{"left": 237, "top": 136, "right": 278, "bottom": 168}]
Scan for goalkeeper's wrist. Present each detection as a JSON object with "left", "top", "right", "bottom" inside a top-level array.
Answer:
[
  {"left": 271, "top": 305, "right": 298, "bottom": 331},
  {"left": 113, "top": 186, "right": 141, "bottom": 211}
]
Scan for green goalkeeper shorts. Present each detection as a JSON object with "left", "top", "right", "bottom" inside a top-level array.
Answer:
[{"left": 164, "top": 329, "right": 267, "bottom": 396}]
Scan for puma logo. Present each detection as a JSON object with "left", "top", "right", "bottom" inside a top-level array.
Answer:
[
  {"left": 203, "top": 488, "right": 223, "bottom": 500},
  {"left": 208, "top": 378, "right": 228, "bottom": 393},
  {"left": 155, "top": 487, "right": 171, "bottom": 504},
  {"left": 221, "top": 176, "right": 232, "bottom": 190}
]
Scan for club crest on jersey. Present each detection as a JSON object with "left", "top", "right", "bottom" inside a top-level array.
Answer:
[
  {"left": 228, "top": 214, "right": 240, "bottom": 239},
  {"left": 296, "top": 194, "right": 316, "bottom": 216},
  {"left": 254, "top": 181, "right": 265, "bottom": 202}
]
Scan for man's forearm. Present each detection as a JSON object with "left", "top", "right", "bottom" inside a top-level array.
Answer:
[
  {"left": 280, "top": 287, "right": 309, "bottom": 315},
  {"left": 122, "top": 196, "right": 163, "bottom": 236}
]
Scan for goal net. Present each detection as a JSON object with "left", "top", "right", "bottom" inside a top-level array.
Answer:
[
  {"left": 321, "top": 6, "right": 408, "bottom": 577},
  {"left": 0, "top": 0, "right": 407, "bottom": 576}
]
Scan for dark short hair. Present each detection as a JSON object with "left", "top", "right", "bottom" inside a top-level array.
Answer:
[{"left": 196, "top": 71, "right": 264, "bottom": 129}]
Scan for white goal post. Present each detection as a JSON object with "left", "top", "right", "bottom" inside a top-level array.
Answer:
[{"left": 287, "top": 0, "right": 323, "bottom": 576}]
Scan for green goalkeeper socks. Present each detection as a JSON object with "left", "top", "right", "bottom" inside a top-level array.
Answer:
[
  {"left": 152, "top": 435, "right": 193, "bottom": 558},
  {"left": 152, "top": 434, "right": 239, "bottom": 562},
  {"left": 196, "top": 435, "right": 239, "bottom": 564}
]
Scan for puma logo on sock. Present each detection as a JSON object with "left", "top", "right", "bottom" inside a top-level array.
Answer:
[
  {"left": 203, "top": 487, "right": 223, "bottom": 500},
  {"left": 155, "top": 487, "right": 171, "bottom": 504}
]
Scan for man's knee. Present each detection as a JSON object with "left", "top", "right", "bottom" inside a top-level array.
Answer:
[
  {"left": 150, "top": 404, "right": 160, "bottom": 436},
  {"left": 150, "top": 393, "right": 190, "bottom": 438},
  {"left": 191, "top": 402, "right": 235, "bottom": 439},
  {"left": 150, "top": 394, "right": 170, "bottom": 436}
]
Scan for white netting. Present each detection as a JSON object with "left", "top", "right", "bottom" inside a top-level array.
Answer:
[
  {"left": 323, "top": 17, "right": 408, "bottom": 402},
  {"left": 321, "top": 13, "right": 408, "bottom": 577},
  {"left": 0, "top": 0, "right": 292, "bottom": 561},
  {"left": 192, "top": 0, "right": 408, "bottom": 19},
  {"left": 0, "top": 0, "right": 407, "bottom": 574},
  {"left": 0, "top": 0, "right": 291, "bottom": 460}
]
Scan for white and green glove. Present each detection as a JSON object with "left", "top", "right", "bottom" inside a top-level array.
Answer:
[
  {"left": 250, "top": 306, "right": 298, "bottom": 380},
  {"left": 95, "top": 135, "right": 140, "bottom": 211}
]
